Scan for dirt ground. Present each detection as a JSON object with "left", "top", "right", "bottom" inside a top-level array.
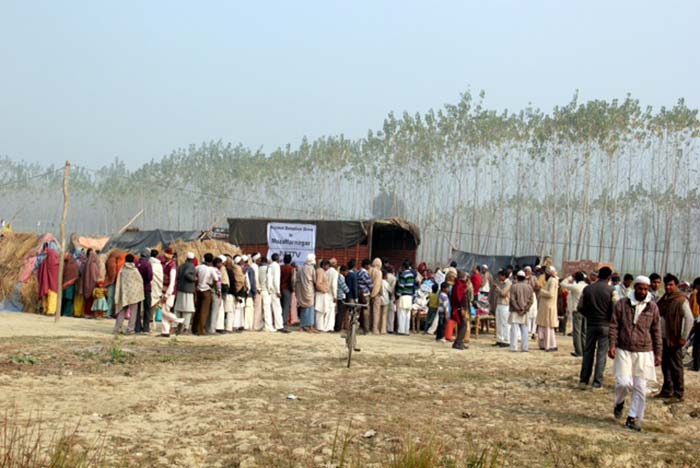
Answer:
[{"left": 0, "top": 311, "right": 698, "bottom": 467}]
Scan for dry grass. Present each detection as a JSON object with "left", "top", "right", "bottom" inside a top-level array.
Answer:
[
  {"left": 0, "top": 232, "right": 44, "bottom": 311},
  {"left": 0, "top": 313, "right": 699, "bottom": 467},
  {"left": 169, "top": 239, "right": 241, "bottom": 264}
]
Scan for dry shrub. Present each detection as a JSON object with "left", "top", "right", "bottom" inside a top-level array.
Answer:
[
  {"left": 0, "top": 232, "right": 43, "bottom": 306},
  {"left": 0, "top": 408, "right": 106, "bottom": 468},
  {"left": 169, "top": 239, "right": 241, "bottom": 264}
]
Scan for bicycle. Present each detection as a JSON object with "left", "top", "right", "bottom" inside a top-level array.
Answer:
[{"left": 342, "top": 301, "right": 368, "bottom": 368}]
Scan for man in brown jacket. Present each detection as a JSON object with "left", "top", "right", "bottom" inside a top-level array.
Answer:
[
  {"left": 609, "top": 276, "right": 662, "bottom": 432},
  {"left": 655, "top": 274, "right": 694, "bottom": 403},
  {"left": 370, "top": 258, "right": 383, "bottom": 334}
]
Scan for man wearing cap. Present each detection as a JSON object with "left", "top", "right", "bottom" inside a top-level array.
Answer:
[
  {"left": 136, "top": 248, "right": 154, "bottom": 334},
  {"left": 258, "top": 256, "right": 275, "bottom": 332},
  {"left": 231, "top": 256, "right": 246, "bottom": 331},
  {"left": 296, "top": 253, "right": 317, "bottom": 332},
  {"left": 609, "top": 276, "right": 662, "bottom": 431},
  {"left": 175, "top": 253, "right": 197, "bottom": 334},
  {"left": 250, "top": 253, "right": 264, "bottom": 330},
  {"left": 655, "top": 274, "right": 694, "bottom": 403},
  {"left": 268, "top": 253, "right": 285, "bottom": 332},
  {"left": 579, "top": 267, "right": 614, "bottom": 389},
  {"left": 536, "top": 266, "right": 559, "bottom": 352},
  {"left": 159, "top": 249, "right": 183, "bottom": 337},
  {"left": 509, "top": 271, "right": 534, "bottom": 352}
]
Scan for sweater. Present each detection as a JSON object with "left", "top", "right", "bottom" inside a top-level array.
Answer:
[{"left": 580, "top": 280, "right": 614, "bottom": 326}]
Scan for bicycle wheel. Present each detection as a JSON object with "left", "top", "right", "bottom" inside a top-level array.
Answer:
[{"left": 347, "top": 317, "right": 357, "bottom": 368}]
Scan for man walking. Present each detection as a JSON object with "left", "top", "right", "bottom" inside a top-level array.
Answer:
[
  {"left": 609, "top": 276, "right": 662, "bottom": 432},
  {"left": 509, "top": 271, "right": 534, "bottom": 352},
  {"left": 579, "top": 267, "right": 614, "bottom": 389},
  {"left": 655, "top": 274, "right": 694, "bottom": 403}
]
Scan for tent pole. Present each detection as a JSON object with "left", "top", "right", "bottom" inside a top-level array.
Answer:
[
  {"left": 368, "top": 221, "right": 374, "bottom": 260},
  {"left": 55, "top": 161, "right": 70, "bottom": 322}
]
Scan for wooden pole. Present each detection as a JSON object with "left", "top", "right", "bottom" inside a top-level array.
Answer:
[
  {"left": 116, "top": 209, "right": 144, "bottom": 235},
  {"left": 55, "top": 161, "right": 70, "bottom": 322}
]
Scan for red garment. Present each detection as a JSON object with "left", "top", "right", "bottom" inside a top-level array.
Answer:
[
  {"left": 471, "top": 272, "right": 483, "bottom": 294},
  {"left": 79, "top": 251, "right": 100, "bottom": 299},
  {"left": 37, "top": 248, "right": 59, "bottom": 298},
  {"left": 281, "top": 264, "right": 295, "bottom": 292},
  {"left": 62, "top": 254, "right": 80, "bottom": 289},
  {"left": 104, "top": 251, "right": 121, "bottom": 286},
  {"left": 451, "top": 278, "right": 468, "bottom": 324}
]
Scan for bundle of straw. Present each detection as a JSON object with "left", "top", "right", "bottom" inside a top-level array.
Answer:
[
  {"left": 169, "top": 240, "right": 242, "bottom": 265},
  {"left": 0, "top": 233, "right": 42, "bottom": 305}
]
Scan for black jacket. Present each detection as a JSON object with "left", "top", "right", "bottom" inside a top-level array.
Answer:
[
  {"left": 580, "top": 280, "right": 614, "bottom": 326},
  {"left": 176, "top": 261, "right": 197, "bottom": 294}
]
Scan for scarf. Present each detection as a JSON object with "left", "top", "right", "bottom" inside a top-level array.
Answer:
[
  {"left": 658, "top": 290, "right": 688, "bottom": 347},
  {"left": 37, "top": 248, "right": 59, "bottom": 298},
  {"left": 628, "top": 292, "right": 652, "bottom": 324},
  {"left": 62, "top": 254, "right": 80, "bottom": 289},
  {"left": 114, "top": 263, "right": 145, "bottom": 310},
  {"left": 79, "top": 251, "right": 100, "bottom": 299}
]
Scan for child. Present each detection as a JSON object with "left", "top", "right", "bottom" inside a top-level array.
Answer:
[
  {"left": 435, "top": 282, "right": 450, "bottom": 342},
  {"left": 424, "top": 283, "right": 440, "bottom": 334},
  {"left": 91, "top": 280, "right": 109, "bottom": 319}
]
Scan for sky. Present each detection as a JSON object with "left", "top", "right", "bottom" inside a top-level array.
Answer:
[{"left": 1, "top": 0, "right": 698, "bottom": 168}]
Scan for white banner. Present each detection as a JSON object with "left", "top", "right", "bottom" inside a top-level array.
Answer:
[{"left": 267, "top": 222, "right": 316, "bottom": 265}]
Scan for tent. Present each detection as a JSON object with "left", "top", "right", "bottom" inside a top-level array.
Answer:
[
  {"left": 228, "top": 217, "right": 420, "bottom": 267},
  {"left": 102, "top": 229, "right": 201, "bottom": 253},
  {"left": 451, "top": 249, "right": 539, "bottom": 273}
]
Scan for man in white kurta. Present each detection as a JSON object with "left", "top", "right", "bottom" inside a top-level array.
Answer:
[
  {"left": 324, "top": 259, "right": 339, "bottom": 332},
  {"left": 609, "top": 276, "right": 662, "bottom": 432},
  {"left": 268, "top": 253, "right": 284, "bottom": 331}
]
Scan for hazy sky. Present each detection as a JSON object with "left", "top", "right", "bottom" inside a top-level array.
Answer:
[{"left": 2, "top": 1, "right": 698, "bottom": 168}]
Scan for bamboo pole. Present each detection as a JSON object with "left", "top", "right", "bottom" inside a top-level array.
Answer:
[{"left": 55, "top": 161, "right": 70, "bottom": 322}]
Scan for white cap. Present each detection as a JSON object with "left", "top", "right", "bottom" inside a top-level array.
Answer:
[
  {"left": 218, "top": 255, "right": 226, "bottom": 262},
  {"left": 516, "top": 270, "right": 526, "bottom": 278},
  {"left": 306, "top": 253, "right": 316, "bottom": 264},
  {"left": 524, "top": 266, "right": 532, "bottom": 272},
  {"left": 241, "top": 255, "right": 249, "bottom": 262},
  {"left": 634, "top": 275, "right": 651, "bottom": 286},
  {"left": 252, "top": 253, "right": 261, "bottom": 261},
  {"left": 186, "top": 252, "right": 195, "bottom": 260},
  {"left": 546, "top": 266, "right": 557, "bottom": 275},
  {"left": 233, "top": 256, "right": 241, "bottom": 264},
  {"left": 482, "top": 264, "right": 489, "bottom": 270}
]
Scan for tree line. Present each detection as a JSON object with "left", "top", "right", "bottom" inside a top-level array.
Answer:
[{"left": 2, "top": 90, "right": 699, "bottom": 276}]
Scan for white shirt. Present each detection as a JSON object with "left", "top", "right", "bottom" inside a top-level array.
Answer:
[
  {"left": 196, "top": 264, "right": 217, "bottom": 292},
  {"left": 268, "top": 261, "right": 281, "bottom": 295}
]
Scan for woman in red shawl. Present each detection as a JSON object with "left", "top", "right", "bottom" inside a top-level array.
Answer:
[
  {"left": 451, "top": 270, "right": 473, "bottom": 350},
  {"left": 37, "top": 245, "right": 59, "bottom": 315},
  {"left": 79, "top": 249, "right": 100, "bottom": 316},
  {"left": 61, "top": 253, "right": 80, "bottom": 316}
]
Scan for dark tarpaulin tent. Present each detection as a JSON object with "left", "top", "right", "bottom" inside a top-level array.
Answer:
[
  {"left": 103, "top": 229, "right": 201, "bottom": 253},
  {"left": 227, "top": 217, "right": 420, "bottom": 249},
  {"left": 451, "top": 249, "right": 539, "bottom": 273}
]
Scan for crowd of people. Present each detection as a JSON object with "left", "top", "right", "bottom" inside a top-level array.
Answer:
[{"left": 35, "top": 245, "right": 700, "bottom": 432}]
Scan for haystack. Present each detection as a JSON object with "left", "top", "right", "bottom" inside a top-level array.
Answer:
[
  {"left": 169, "top": 239, "right": 241, "bottom": 265},
  {"left": 0, "top": 232, "right": 56, "bottom": 312}
]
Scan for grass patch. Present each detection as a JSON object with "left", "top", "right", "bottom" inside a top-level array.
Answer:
[{"left": 9, "top": 354, "right": 35, "bottom": 365}]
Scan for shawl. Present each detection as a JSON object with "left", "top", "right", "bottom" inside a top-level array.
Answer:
[
  {"left": 296, "top": 263, "right": 316, "bottom": 308},
  {"left": 658, "top": 290, "right": 688, "bottom": 347},
  {"left": 37, "top": 248, "right": 59, "bottom": 298},
  {"left": 79, "top": 251, "right": 100, "bottom": 299},
  {"left": 689, "top": 290, "right": 700, "bottom": 318},
  {"left": 450, "top": 278, "right": 468, "bottom": 324},
  {"left": 62, "top": 254, "right": 80, "bottom": 289},
  {"left": 104, "top": 251, "right": 121, "bottom": 286},
  {"left": 114, "top": 263, "right": 145, "bottom": 310}
]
